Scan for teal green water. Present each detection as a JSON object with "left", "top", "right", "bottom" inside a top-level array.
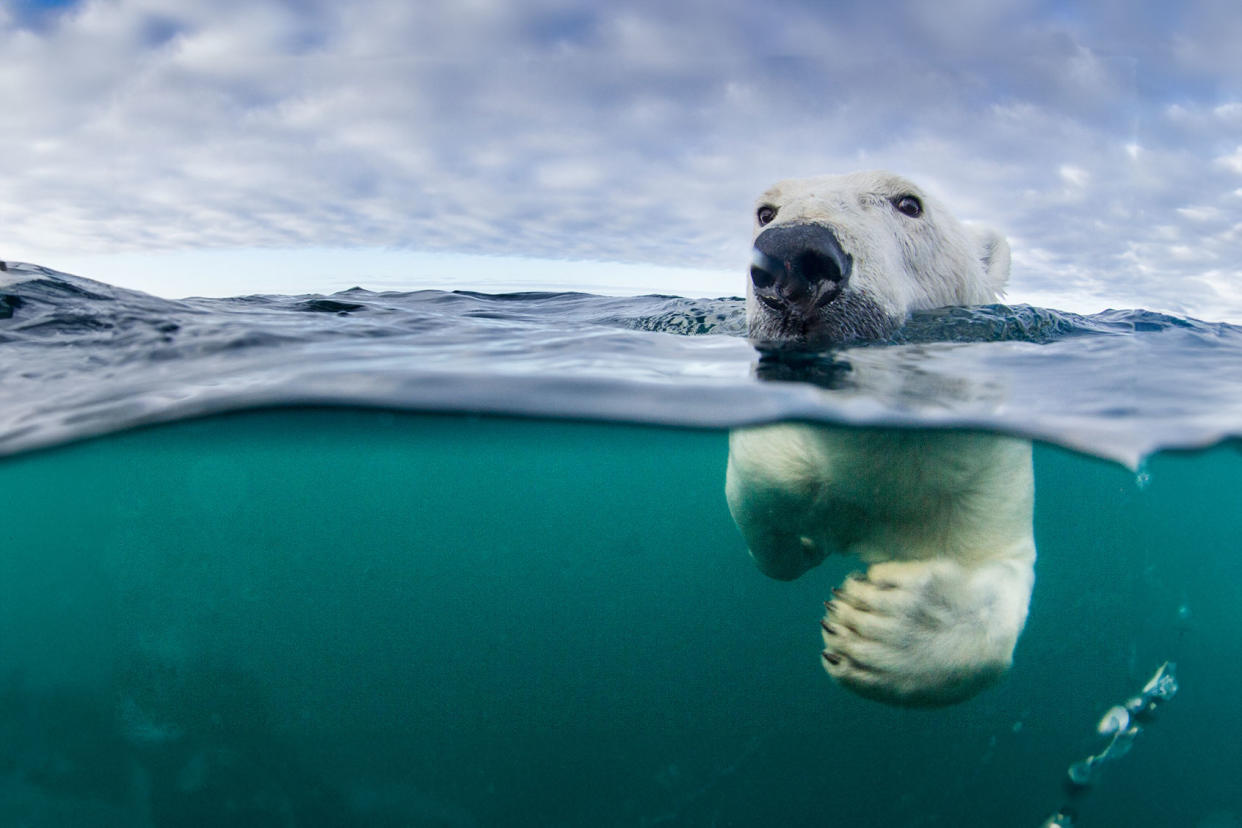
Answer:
[{"left": 1, "top": 409, "right": 1239, "bottom": 826}]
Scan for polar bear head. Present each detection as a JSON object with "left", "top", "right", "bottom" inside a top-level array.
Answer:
[{"left": 747, "top": 170, "right": 1010, "bottom": 349}]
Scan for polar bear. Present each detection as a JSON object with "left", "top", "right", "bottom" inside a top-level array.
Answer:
[{"left": 726, "top": 171, "right": 1035, "bottom": 707}]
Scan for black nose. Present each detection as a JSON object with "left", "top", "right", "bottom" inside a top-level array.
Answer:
[{"left": 750, "top": 223, "right": 852, "bottom": 309}]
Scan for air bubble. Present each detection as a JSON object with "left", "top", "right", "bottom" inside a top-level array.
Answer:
[{"left": 1097, "top": 705, "right": 1129, "bottom": 736}]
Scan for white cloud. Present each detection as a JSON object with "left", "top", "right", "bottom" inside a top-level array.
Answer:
[
  {"left": 1059, "top": 165, "right": 1090, "bottom": 188},
  {"left": 1215, "top": 102, "right": 1242, "bottom": 120},
  {"left": 1177, "top": 205, "right": 1223, "bottom": 221},
  {"left": 1, "top": 0, "right": 1242, "bottom": 320},
  {"left": 1217, "top": 146, "right": 1242, "bottom": 174}
]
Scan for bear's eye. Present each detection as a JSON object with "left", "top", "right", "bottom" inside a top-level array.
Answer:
[
  {"left": 756, "top": 205, "right": 778, "bottom": 226},
  {"left": 893, "top": 195, "right": 923, "bottom": 218}
]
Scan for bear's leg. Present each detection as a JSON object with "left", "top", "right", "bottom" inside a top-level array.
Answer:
[{"left": 819, "top": 557, "right": 1034, "bottom": 707}]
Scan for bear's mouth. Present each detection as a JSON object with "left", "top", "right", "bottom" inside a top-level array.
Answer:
[
  {"left": 756, "top": 294, "right": 785, "bottom": 313},
  {"left": 756, "top": 287, "right": 844, "bottom": 315},
  {"left": 748, "top": 290, "right": 897, "bottom": 352}
]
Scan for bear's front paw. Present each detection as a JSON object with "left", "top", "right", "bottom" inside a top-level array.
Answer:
[{"left": 819, "top": 558, "right": 1031, "bottom": 707}]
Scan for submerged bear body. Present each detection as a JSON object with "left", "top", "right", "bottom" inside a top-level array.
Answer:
[{"left": 728, "top": 171, "right": 1035, "bottom": 707}]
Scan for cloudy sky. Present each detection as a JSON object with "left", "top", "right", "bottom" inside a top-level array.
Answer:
[{"left": 3, "top": 0, "right": 1241, "bottom": 319}]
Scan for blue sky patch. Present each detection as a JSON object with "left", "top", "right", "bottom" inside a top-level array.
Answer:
[{"left": 10, "top": 0, "right": 83, "bottom": 31}]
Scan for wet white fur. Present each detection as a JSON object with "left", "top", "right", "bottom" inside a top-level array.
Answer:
[{"left": 728, "top": 171, "right": 1035, "bottom": 707}]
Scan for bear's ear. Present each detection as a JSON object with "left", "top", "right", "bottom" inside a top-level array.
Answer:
[{"left": 971, "top": 226, "right": 1010, "bottom": 296}]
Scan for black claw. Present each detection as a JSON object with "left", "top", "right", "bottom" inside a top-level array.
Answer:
[
  {"left": 822, "top": 650, "right": 841, "bottom": 665},
  {"left": 821, "top": 620, "right": 838, "bottom": 635}
]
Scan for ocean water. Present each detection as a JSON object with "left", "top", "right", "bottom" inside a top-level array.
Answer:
[{"left": 1, "top": 262, "right": 1240, "bottom": 827}]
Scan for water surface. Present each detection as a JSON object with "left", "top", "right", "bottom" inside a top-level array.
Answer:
[{"left": 4, "top": 261, "right": 1242, "bottom": 465}]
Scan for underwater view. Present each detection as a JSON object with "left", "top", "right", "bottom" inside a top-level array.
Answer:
[{"left": 1, "top": 262, "right": 1241, "bottom": 827}]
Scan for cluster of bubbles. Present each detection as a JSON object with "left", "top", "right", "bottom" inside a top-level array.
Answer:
[{"left": 1039, "top": 661, "right": 1179, "bottom": 828}]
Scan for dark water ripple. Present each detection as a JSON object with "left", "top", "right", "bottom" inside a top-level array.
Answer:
[{"left": 2, "top": 261, "right": 1241, "bottom": 466}]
